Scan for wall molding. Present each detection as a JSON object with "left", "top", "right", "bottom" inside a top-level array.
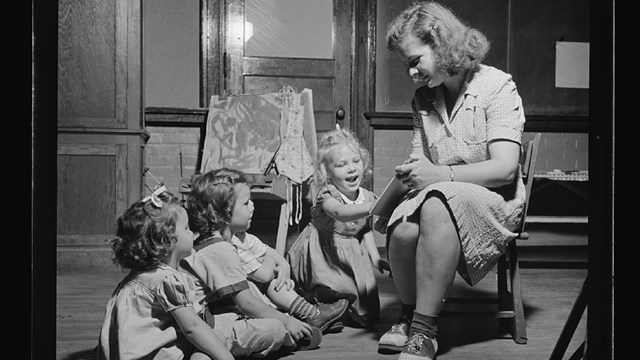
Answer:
[{"left": 363, "top": 112, "right": 589, "bottom": 133}]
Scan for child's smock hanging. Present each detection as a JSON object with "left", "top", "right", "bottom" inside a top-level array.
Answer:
[{"left": 273, "top": 86, "right": 316, "bottom": 225}]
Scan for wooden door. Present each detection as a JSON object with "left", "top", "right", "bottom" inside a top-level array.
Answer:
[{"left": 222, "top": 0, "right": 353, "bottom": 136}]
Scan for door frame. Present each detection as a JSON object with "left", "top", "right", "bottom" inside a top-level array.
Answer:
[{"left": 199, "top": 0, "right": 377, "bottom": 186}]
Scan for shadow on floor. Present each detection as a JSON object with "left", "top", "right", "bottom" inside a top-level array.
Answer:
[{"left": 60, "top": 348, "right": 96, "bottom": 360}]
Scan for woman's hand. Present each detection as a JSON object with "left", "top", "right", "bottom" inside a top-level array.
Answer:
[
  {"left": 394, "top": 153, "right": 444, "bottom": 190},
  {"left": 374, "top": 216, "right": 388, "bottom": 234}
]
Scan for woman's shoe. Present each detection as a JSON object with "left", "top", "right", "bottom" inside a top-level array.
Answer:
[
  {"left": 398, "top": 333, "right": 438, "bottom": 360},
  {"left": 377, "top": 316, "right": 410, "bottom": 354}
]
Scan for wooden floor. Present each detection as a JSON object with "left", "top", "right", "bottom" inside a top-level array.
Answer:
[{"left": 57, "top": 262, "right": 588, "bottom": 360}]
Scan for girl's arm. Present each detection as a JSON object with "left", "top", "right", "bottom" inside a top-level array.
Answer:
[
  {"left": 262, "top": 247, "right": 293, "bottom": 291},
  {"left": 171, "top": 306, "right": 234, "bottom": 360},
  {"left": 247, "top": 256, "right": 277, "bottom": 284},
  {"left": 321, "top": 196, "right": 373, "bottom": 223},
  {"left": 361, "top": 230, "right": 390, "bottom": 274}
]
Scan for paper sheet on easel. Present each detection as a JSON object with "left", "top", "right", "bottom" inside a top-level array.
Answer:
[{"left": 555, "top": 41, "right": 589, "bottom": 89}]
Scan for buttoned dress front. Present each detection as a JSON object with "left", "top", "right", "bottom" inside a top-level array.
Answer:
[{"left": 387, "top": 65, "right": 527, "bottom": 286}]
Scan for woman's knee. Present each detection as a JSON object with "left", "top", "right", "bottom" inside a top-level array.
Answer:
[
  {"left": 420, "top": 196, "right": 454, "bottom": 227},
  {"left": 389, "top": 221, "right": 419, "bottom": 249}
]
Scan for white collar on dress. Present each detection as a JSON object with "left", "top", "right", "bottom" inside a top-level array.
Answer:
[{"left": 339, "top": 188, "right": 365, "bottom": 205}]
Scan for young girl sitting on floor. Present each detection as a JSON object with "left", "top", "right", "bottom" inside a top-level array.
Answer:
[
  {"left": 97, "top": 187, "right": 233, "bottom": 360},
  {"left": 286, "top": 127, "right": 390, "bottom": 328},
  {"left": 185, "top": 168, "right": 349, "bottom": 335}
]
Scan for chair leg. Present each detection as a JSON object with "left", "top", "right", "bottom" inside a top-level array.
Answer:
[
  {"left": 497, "top": 254, "right": 509, "bottom": 311},
  {"left": 508, "top": 241, "right": 528, "bottom": 344}
]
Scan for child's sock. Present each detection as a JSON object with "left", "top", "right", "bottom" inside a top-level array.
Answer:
[
  {"left": 409, "top": 311, "right": 438, "bottom": 339},
  {"left": 290, "top": 295, "right": 319, "bottom": 320}
]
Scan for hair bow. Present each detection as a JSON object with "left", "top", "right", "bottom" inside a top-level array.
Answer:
[{"left": 142, "top": 185, "right": 167, "bottom": 208}]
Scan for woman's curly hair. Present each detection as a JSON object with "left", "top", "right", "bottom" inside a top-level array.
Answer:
[
  {"left": 186, "top": 168, "right": 248, "bottom": 238},
  {"left": 386, "top": 1, "right": 490, "bottom": 76},
  {"left": 315, "top": 127, "right": 372, "bottom": 187},
  {"left": 108, "top": 191, "right": 182, "bottom": 271}
]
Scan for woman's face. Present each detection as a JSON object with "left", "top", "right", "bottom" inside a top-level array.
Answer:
[
  {"left": 397, "top": 33, "right": 447, "bottom": 88},
  {"left": 229, "top": 183, "right": 254, "bottom": 234},
  {"left": 326, "top": 145, "right": 364, "bottom": 199}
]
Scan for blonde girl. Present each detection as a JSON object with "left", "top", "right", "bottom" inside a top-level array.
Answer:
[{"left": 287, "top": 127, "right": 390, "bottom": 328}]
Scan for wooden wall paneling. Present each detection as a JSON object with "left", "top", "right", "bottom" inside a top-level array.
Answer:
[
  {"left": 352, "top": 0, "right": 376, "bottom": 189},
  {"left": 57, "top": 132, "right": 147, "bottom": 240},
  {"left": 201, "top": 0, "right": 223, "bottom": 107},
  {"left": 224, "top": 0, "right": 245, "bottom": 95},
  {"left": 333, "top": 0, "right": 353, "bottom": 129},
  {"left": 58, "top": 0, "right": 141, "bottom": 129},
  {"left": 57, "top": 0, "right": 117, "bottom": 127},
  {"left": 125, "top": 0, "right": 142, "bottom": 129},
  {"left": 57, "top": 142, "right": 120, "bottom": 245}
]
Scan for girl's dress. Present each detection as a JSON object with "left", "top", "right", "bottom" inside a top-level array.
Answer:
[
  {"left": 286, "top": 184, "right": 380, "bottom": 327},
  {"left": 97, "top": 263, "right": 215, "bottom": 360},
  {"left": 387, "top": 64, "right": 527, "bottom": 287}
]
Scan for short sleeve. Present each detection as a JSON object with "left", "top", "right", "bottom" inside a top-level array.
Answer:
[
  {"left": 243, "top": 233, "right": 269, "bottom": 258},
  {"left": 156, "top": 271, "right": 199, "bottom": 313},
  {"left": 316, "top": 186, "right": 336, "bottom": 204},
  {"left": 188, "top": 242, "right": 250, "bottom": 300},
  {"left": 311, "top": 185, "right": 343, "bottom": 218},
  {"left": 485, "top": 75, "right": 525, "bottom": 144}
]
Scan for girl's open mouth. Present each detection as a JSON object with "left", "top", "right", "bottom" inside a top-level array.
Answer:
[{"left": 346, "top": 175, "right": 359, "bottom": 184}]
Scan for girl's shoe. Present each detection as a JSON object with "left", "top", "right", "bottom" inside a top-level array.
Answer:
[
  {"left": 398, "top": 333, "right": 438, "bottom": 360},
  {"left": 306, "top": 298, "right": 349, "bottom": 333}
]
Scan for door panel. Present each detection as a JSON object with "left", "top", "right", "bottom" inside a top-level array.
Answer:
[{"left": 224, "top": 0, "right": 353, "bottom": 134}]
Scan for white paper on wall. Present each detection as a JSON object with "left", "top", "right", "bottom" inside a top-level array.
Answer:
[{"left": 555, "top": 41, "right": 590, "bottom": 89}]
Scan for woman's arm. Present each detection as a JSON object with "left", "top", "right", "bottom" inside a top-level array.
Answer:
[
  {"left": 446, "top": 141, "right": 520, "bottom": 187},
  {"left": 395, "top": 140, "right": 520, "bottom": 190},
  {"left": 321, "top": 196, "right": 373, "bottom": 223},
  {"left": 171, "top": 307, "right": 234, "bottom": 360}
]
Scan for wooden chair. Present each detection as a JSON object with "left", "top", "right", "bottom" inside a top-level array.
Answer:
[{"left": 445, "top": 132, "right": 541, "bottom": 345}]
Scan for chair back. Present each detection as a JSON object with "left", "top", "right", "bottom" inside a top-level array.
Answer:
[{"left": 518, "top": 133, "right": 542, "bottom": 234}]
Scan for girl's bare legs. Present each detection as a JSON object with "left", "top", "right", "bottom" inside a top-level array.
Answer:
[{"left": 266, "top": 280, "right": 297, "bottom": 309}]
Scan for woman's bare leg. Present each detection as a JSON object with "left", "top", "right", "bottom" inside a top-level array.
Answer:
[
  {"left": 415, "top": 196, "right": 460, "bottom": 316},
  {"left": 387, "top": 221, "right": 420, "bottom": 306}
]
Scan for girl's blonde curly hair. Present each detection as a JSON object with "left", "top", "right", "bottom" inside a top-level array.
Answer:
[{"left": 315, "top": 127, "right": 372, "bottom": 187}]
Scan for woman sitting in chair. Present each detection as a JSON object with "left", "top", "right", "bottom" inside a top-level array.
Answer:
[{"left": 376, "top": 2, "right": 527, "bottom": 359}]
